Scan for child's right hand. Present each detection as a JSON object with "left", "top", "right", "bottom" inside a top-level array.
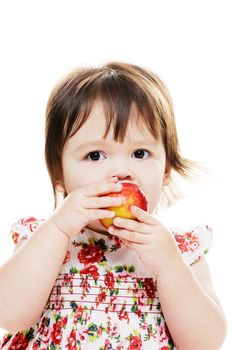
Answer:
[{"left": 48, "top": 177, "right": 123, "bottom": 239}]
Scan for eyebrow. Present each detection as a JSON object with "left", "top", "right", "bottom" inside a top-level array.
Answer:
[{"left": 75, "top": 139, "right": 158, "bottom": 151}]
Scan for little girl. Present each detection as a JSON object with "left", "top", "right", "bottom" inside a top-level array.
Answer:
[{"left": 0, "top": 62, "right": 226, "bottom": 349}]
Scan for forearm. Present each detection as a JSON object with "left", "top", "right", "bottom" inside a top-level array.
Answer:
[
  {"left": 157, "top": 260, "right": 227, "bottom": 350},
  {"left": 0, "top": 220, "right": 69, "bottom": 332}
]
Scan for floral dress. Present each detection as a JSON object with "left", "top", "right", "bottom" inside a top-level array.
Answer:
[{"left": 0, "top": 217, "right": 213, "bottom": 350}]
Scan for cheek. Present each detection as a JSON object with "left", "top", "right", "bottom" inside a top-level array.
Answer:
[
  {"left": 147, "top": 183, "right": 163, "bottom": 214},
  {"left": 63, "top": 163, "right": 105, "bottom": 193},
  {"left": 143, "top": 165, "right": 166, "bottom": 213}
]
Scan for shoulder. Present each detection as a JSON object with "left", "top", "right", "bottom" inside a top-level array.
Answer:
[{"left": 171, "top": 223, "right": 213, "bottom": 265}]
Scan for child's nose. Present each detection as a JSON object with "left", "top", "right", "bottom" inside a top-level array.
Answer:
[{"left": 110, "top": 169, "right": 135, "bottom": 182}]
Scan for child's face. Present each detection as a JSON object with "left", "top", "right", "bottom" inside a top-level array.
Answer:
[{"left": 59, "top": 101, "right": 170, "bottom": 233}]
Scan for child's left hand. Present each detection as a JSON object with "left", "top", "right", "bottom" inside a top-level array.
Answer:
[{"left": 108, "top": 205, "right": 184, "bottom": 277}]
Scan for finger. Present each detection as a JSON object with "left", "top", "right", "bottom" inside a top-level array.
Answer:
[
  {"left": 130, "top": 206, "right": 161, "bottom": 226},
  {"left": 86, "top": 208, "right": 116, "bottom": 221},
  {"left": 79, "top": 180, "right": 123, "bottom": 197},
  {"left": 112, "top": 216, "right": 147, "bottom": 233},
  {"left": 112, "top": 216, "right": 157, "bottom": 235},
  {"left": 108, "top": 226, "right": 146, "bottom": 244},
  {"left": 84, "top": 195, "right": 124, "bottom": 209}
]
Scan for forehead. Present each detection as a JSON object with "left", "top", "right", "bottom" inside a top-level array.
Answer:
[{"left": 71, "top": 101, "right": 157, "bottom": 145}]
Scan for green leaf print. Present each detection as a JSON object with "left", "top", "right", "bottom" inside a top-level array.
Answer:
[
  {"left": 168, "top": 338, "right": 175, "bottom": 349},
  {"left": 138, "top": 280, "right": 144, "bottom": 289},
  {"left": 48, "top": 343, "right": 57, "bottom": 350},
  {"left": 114, "top": 265, "right": 124, "bottom": 273},
  {"left": 99, "top": 256, "right": 107, "bottom": 265},
  {"left": 88, "top": 323, "right": 99, "bottom": 342},
  {"left": 156, "top": 302, "right": 161, "bottom": 311},
  {"left": 133, "top": 329, "right": 140, "bottom": 336},
  {"left": 96, "top": 239, "right": 108, "bottom": 251},
  {"left": 53, "top": 313, "right": 62, "bottom": 323},
  {"left": 88, "top": 238, "right": 96, "bottom": 245},
  {"left": 70, "top": 301, "right": 77, "bottom": 311},
  {"left": 131, "top": 303, "right": 138, "bottom": 314},
  {"left": 25, "top": 328, "right": 35, "bottom": 341},
  {"left": 143, "top": 324, "right": 157, "bottom": 341},
  {"left": 114, "top": 265, "right": 135, "bottom": 273},
  {"left": 70, "top": 266, "right": 78, "bottom": 274},
  {"left": 110, "top": 244, "right": 118, "bottom": 252},
  {"left": 128, "top": 265, "right": 135, "bottom": 273},
  {"left": 115, "top": 334, "right": 121, "bottom": 343},
  {"left": 110, "top": 288, "right": 119, "bottom": 296}
]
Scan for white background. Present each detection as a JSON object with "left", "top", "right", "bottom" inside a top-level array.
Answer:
[{"left": 0, "top": 1, "right": 232, "bottom": 347}]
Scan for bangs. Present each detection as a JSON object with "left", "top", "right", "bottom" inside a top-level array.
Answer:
[{"left": 68, "top": 68, "right": 163, "bottom": 143}]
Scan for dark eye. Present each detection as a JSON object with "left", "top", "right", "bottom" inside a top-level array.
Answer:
[
  {"left": 85, "top": 151, "right": 105, "bottom": 161},
  {"left": 133, "top": 149, "right": 151, "bottom": 159}
]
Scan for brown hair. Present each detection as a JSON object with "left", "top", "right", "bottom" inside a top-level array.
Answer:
[{"left": 45, "top": 62, "right": 202, "bottom": 209}]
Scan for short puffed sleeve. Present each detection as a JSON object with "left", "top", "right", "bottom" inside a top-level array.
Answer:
[
  {"left": 172, "top": 223, "right": 213, "bottom": 265},
  {"left": 10, "top": 217, "right": 44, "bottom": 245}
]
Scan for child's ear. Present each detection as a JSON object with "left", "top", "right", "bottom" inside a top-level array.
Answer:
[{"left": 163, "top": 162, "right": 171, "bottom": 186}]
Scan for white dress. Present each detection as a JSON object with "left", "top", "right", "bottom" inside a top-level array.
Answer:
[{"left": 0, "top": 217, "right": 213, "bottom": 350}]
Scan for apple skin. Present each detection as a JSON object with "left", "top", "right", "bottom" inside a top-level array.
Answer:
[{"left": 99, "top": 183, "right": 149, "bottom": 229}]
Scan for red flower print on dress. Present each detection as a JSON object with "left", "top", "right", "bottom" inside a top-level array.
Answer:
[
  {"left": 80, "top": 276, "right": 91, "bottom": 298},
  {"left": 11, "top": 232, "right": 20, "bottom": 245},
  {"left": 8, "top": 332, "right": 29, "bottom": 350},
  {"left": 118, "top": 304, "right": 129, "bottom": 323},
  {"left": 63, "top": 250, "right": 71, "bottom": 265},
  {"left": 62, "top": 316, "right": 68, "bottom": 328},
  {"left": 144, "top": 278, "right": 156, "bottom": 298},
  {"left": 21, "top": 217, "right": 39, "bottom": 233},
  {"left": 97, "top": 325, "right": 103, "bottom": 336},
  {"left": 51, "top": 321, "right": 63, "bottom": 345},
  {"left": 175, "top": 231, "right": 200, "bottom": 253},
  {"left": 0, "top": 334, "right": 12, "bottom": 348},
  {"left": 41, "top": 327, "right": 50, "bottom": 344},
  {"left": 104, "top": 338, "right": 112, "bottom": 349},
  {"left": 160, "top": 347, "right": 170, "bottom": 350},
  {"left": 175, "top": 234, "right": 188, "bottom": 252},
  {"left": 77, "top": 244, "right": 105, "bottom": 264},
  {"left": 159, "top": 323, "right": 172, "bottom": 345},
  {"left": 63, "top": 273, "right": 74, "bottom": 286},
  {"left": 37, "top": 316, "right": 50, "bottom": 344},
  {"left": 116, "top": 345, "right": 124, "bottom": 350},
  {"left": 32, "top": 339, "right": 41, "bottom": 349},
  {"left": 96, "top": 288, "right": 107, "bottom": 304},
  {"left": 38, "top": 317, "right": 47, "bottom": 335},
  {"left": 80, "top": 264, "right": 100, "bottom": 280},
  {"left": 128, "top": 335, "right": 142, "bottom": 350},
  {"left": 104, "top": 271, "right": 115, "bottom": 289},
  {"left": 66, "top": 329, "right": 77, "bottom": 350},
  {"left": 74, "top": 306, "right": 84, "bottom": 322},
  {"left": 21, "top": 217, "right": 37, "bottom": 226}
]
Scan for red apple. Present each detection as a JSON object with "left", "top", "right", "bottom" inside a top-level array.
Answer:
[{"left": 99, "top": 183, "right": 149, "bottom": 229}]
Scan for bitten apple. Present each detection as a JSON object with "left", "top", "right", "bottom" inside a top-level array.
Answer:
[{"left": 99, "top": 183, "right": 148, "bottom": 229}]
